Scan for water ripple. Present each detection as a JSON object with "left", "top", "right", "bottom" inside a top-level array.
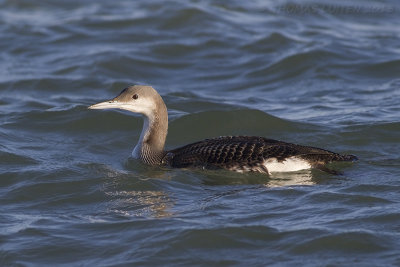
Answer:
[{"left": 1, "top": 0, "right": 400, "bottom": 265}]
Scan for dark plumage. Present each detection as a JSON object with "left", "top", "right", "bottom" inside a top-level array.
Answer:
[{"left": 163, "top": 136, "right": 357, "bottom": 173}]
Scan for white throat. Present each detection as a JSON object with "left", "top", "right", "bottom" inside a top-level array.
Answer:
[
  {"left": 132, "top": 115, "right": 150, "bottom": 159},
  {"left": 130, "top": 99, "right": 168, "bottom": 165}
]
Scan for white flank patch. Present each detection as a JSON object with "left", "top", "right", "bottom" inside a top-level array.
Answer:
[{"left": 263, "top": 157, "right": 311, "bottom": 173}]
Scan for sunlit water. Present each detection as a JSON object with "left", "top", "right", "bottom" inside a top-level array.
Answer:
[{"left": 1, "top": 0, "right": 400, "bottom": 266}]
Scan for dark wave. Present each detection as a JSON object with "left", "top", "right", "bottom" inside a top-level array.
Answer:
[{"left": 1, "top": 0, "right": 400, "bottom": 265}]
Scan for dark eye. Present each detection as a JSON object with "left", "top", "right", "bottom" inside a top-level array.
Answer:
[{"left": 132, "top": 94, "right": 138, "bottom": 100}]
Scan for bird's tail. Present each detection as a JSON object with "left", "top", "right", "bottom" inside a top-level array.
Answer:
[{"left": 340, "top": 154, "right": 358, "bottom": 162}]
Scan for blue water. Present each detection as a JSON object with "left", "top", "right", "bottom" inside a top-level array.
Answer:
[{"left": 1, "top": 0, "right": 400, "bottom": 266}]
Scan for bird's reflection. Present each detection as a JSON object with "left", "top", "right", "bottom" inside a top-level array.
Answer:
[
  {"left": 100, "top": 162, "right": 176, "bottom": 218},
  {"left": 105, "top": 189, "right": 174, "bottom": 218},
  {"left": 99, "top": 160, "right": 332, "bottom": 219},
  {"left": 266, "top": 170, "right": 315, "bottom": 187},
  {"left": 200, "top": 169, "right": 317, "bottom": 187}
]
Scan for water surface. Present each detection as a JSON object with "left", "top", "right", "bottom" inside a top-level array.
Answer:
[{"left": 1, "top": 0, "right": 400, "bottom": 266}]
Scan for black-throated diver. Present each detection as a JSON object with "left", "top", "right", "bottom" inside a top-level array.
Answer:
[{"left": 88, "top": 85, "right": 357, "bottom": 174}]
